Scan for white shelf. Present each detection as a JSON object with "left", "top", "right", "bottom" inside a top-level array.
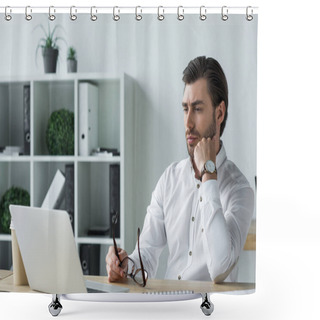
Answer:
[
  {"left": 0, "top": 156, "right": 31, "bottom": 162},
  {"left": 77, "top": 237, "right": 116, "bottom": 245},
  {"left": 32, "top": 156, "right": 76, "bottom": 162},
  {"left": 0, "top": 234, "right": 11, "bottom": 242},
  {"left": 0, "top": 73, "right": 135, "bottom": 275},
  {"left": 0, "top": 156, "right": 121, "bottom": 162},
  {"left": 0, "top": 72, "right": 121, "bottom": 83},
  {"left": 77, "top": 156, "right": 121, "bottom": 163}
]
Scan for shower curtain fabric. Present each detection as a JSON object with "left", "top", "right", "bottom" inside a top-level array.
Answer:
[{"left": 0, "top": 10, "right": 257, "bottom": 292}]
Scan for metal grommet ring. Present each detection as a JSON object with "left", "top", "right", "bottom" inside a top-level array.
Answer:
[
  {"left": 70, "top": 6, "right": 77, "bottom": 21},
  {"left": 221, "top": 6, "right": 228, "bottom": 21},
  {"left": 135, "top": 6, "right": 142, "bottom": 21},
  {"left": 113, "top": 6, "right": 120, "bottom": 21},
  {"left": 49, "top": 6, "right": 56, "bottom": 21},
  {"left": 5, "top": 6, "right": 12, "bottom": 21},
  {"left": 246, "top": 6, "right": 253, "bottom": 21},
  {"left": 25, "top": 6, "right": 32, "bottom": 21},
  {"left": 90, "top": 6, "right": 97, "bottom": 21},
  {"left": 200, "top": 6, "right": 207, "bottom": 21},
  {"left": 157, "top": 6, "right": 164, "bottom": 21},
  {"left": 177, "top": 6, "right": 184, "bottom": 21}
]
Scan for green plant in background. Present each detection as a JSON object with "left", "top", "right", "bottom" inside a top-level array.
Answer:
[
  {"left": 67, "top": 46, "right": 78, "bottom": 73},
  {"left": 46, "top": 109, "right": 74, "bottom": 155},
  {"left": 34, "top": 23, "right": 67, "bottom": 73},
  {"left": 67, "top": 47, "right": 77, "bottom": 61},
  {"left": 35, "top": 23, "right": 66, "bottom": 56},
  {"left": 0, "top": 187, "right": 30, "bottom": 234}
]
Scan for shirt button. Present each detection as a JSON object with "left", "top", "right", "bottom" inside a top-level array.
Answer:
[
  {"left": 189, "top": 251, "right": 192, "bottom": 256},
  {"left": 201, "top": 228, "right": 204, "bottom": 233},
  {"left": 200, "top": 196, "right": 202, "bottom": 202},
  {"left": 191, "top": 217, "right": 195, "bottom": 222},
  {"left": 178, "top": 275, "right": 181, "bottom": 280},
  {"left": 197, "top": 184, "right": 200, "bottom": 189}
]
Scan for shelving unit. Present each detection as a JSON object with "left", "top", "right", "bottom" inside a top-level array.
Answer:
[{"left": 0, "top": 73, "right": 135, "bottom": 276}]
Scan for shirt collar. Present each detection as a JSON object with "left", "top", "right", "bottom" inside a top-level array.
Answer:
[{"left": 216, "top": 141, "right": 226, "bottom": 169}]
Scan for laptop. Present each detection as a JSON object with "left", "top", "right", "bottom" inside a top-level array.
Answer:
[{"left": 9, "top": 205, "right": 129, "bottom": 294}]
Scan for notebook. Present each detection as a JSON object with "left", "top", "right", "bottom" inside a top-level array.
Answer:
[{"left": 9, "top": 205, "right": 128, "bottom": 294}]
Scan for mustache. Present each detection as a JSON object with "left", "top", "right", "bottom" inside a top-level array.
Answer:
[{"left": 185, "top": 129, "right": 200, "bottom": 137}]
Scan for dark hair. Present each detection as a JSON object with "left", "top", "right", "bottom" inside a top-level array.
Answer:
[{"left": 182, "top": 56, "right": 229, "bottom": 136}]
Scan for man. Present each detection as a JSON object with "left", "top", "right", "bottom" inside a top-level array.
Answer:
[{"left": 106, "top": 56, "right": 254, "bottom": 283}]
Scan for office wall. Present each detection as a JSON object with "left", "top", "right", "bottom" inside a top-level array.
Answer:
[{"left": 0, "top": 13, "right": 257, "bottom": 253}]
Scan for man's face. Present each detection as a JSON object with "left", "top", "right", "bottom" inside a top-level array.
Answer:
[{"left": 182, "top": 78, "right": 216, "bottom": 159}]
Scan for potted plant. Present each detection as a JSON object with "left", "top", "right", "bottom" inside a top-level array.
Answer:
[
  {"left": 67, "top": 47, "right": 77, "bottom": 73},
  {"left": 46, "top": 108, "right": 74, "bottom": 155},
  {"left": 35, "top": 24, "right": 66, "bottom": 73},
  {"left": 0, "top": 186, "right": 30, "bottom": 234}
]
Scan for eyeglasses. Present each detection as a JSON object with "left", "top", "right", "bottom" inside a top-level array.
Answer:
[{"left": 112, "top": 212, "right": 148, "bottom": 287}]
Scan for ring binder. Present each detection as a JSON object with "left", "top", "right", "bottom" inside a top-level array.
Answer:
[
  {"left": 70, "top": 6, "right": 77, "bottom": 21},
  {"left": 25, "top": 6, "right": 32, "bottom": 21},
  {"left": 221, "top": 6, "right": 229, "bottom": 21}
]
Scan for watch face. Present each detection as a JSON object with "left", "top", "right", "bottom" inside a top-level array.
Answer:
[{"left": 205, "top": 160, "right": 215, "bottom": 173}]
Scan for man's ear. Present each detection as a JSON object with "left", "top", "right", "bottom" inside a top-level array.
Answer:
[{"left": 215, "top": 101, "right": 226, "bottom": 126}]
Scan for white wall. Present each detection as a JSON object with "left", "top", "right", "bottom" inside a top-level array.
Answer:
[{"left": 0, "top": 13, "right": 257, "bottom": 270}]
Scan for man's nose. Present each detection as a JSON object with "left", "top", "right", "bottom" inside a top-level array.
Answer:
[{"left": 185, "top": 110, "right": 194, "bottom": 130}]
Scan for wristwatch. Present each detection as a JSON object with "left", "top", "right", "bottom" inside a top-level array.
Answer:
[{"left": 200, "top": 160, "right": 217, "bottom": 181}]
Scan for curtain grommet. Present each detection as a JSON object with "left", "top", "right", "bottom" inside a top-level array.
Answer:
[
  {"left": 113, "top": 6, "right": 120, "bottom": 21},
  {"left": 90, "top": 6, "right": 97, "bottom": 21},
  {"left": 70, "top": 6, "right": 77, "bottom": 21},
  {"left": 246, "top": 6, "right": 254, "bottom": 21},
  {"left": 200, "top": 6, "right": 207, "bottom": 21},
  {"left": 157, "top": 6, "right": 165, "bottom": 21},
  {"left": 177, "top": 6, "right": 184, "bottom": 21},
  {"left": 25, "top": 6, "right": 32, "bottom": 21},
  {"left": 135, "top": 6, "right": 142, "bottom": 21},
  {"left": 221, "top": 6, "right": 228, "bottom": 21},
  {"left": 5, "top": 6, "right": 12, "bottom": 21},
  {"left": 49, "top": 6, "right": 56, "bottom": 21}
]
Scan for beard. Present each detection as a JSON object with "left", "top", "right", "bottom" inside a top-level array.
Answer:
[{"left": 186, "top": 119, "right": 216, "bottom": 159}]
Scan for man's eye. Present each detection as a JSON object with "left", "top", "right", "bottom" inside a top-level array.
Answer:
[{"left": 195, "top": 108, "right": 202, "bottom": 112}]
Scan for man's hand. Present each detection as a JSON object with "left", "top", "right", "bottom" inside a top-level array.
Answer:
[
  {"left": 106, "top": 246, "right": 129, "bottom": 282},
  {"left": 194, "top": 136, "right": 217, "bottom": 181}
]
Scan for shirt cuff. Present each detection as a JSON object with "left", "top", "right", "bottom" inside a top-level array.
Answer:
[
  {"left": 200, "top": 179, "right": 219, "bottom": 204},
  {"left": 199, "top": 179, "right": 222, "bottom": 223}
]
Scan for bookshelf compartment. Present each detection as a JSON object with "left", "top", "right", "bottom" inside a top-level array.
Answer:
[
  {"left": 0, "top": 82, "right": 30, "bottom": 155},
  {"left": 33, "top": 80, "right": 75, "bottom": 156},
  {"left": 0, "top": 161, "right": 30, "bottom": 197},
  {"left": 78, "top": 243, "right": 110, "bottom": 276},
  {"left": 33, "top": 161, "right": 72, "bottom": 208},
  {"left": 0, "top": 73, "right": 133, "bottom": 276},
  {"left": 0, "top": 162, "right": 30, "bottom": 234},
  {"left": 78, "top": 79, "right": 121, "bottom": 156},
  {"left": 77, "top": 161, "right": 119, "bottom": 239},
  {"left": 0, "top": 241, "right": 12, "bottom": 270}
]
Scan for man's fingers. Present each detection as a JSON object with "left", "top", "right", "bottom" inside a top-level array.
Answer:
[{"left": 108, "top": 269, "right": 122, "bottom": 282}]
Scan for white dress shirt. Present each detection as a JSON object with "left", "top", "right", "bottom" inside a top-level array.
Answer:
[{"left": 129, "top": 143, "right": 254, "bottom": 282}]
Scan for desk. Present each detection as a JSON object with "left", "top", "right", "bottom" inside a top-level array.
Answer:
[{"left": 0, "top": 270, "right": 254, "bottom": 295}]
